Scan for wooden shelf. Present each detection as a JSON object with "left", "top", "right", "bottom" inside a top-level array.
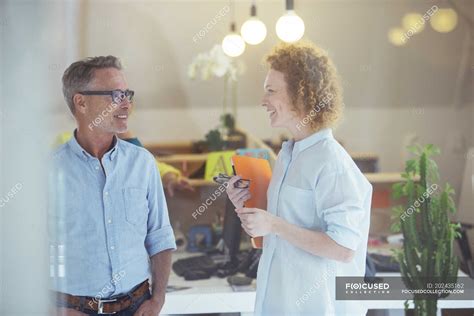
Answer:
[
  {"left": 157, "top": 153, "right": 208, "bottom": 164},
  {"left": 187, "top": 179, "right": 216, "bottom": 187},
  {"left": 365, "top": 172, "right": 419, "bottom": 184},
  {"left": 349, "top": 152, "right": 379, "bottom": 160}
]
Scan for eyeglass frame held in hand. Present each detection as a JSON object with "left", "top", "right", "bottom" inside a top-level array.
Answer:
[{"left": 213, "top": 173, "right": 251, "bottom": 189}]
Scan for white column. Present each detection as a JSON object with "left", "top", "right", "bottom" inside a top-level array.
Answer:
[{"left": 0, "top": 0, "right": 80, "bottom": 314}]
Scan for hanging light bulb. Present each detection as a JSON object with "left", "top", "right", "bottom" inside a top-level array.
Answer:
[
  {"left": 276, "top": 0, "right": 305, "bottom": 43},
  {"left": 430, "top": 8, "right": 458, "bottom": 33},
  {"left": 402, "top": 12, "right": 425, "bottom": 34},
  {"left": 388, "top": 27, "right": 407, "bottom": 46},
  {"left": 222, "top": 22, "right": 246, "bottom": 57},
  {"left": 241, "top": 1, "right": 267, "bottom": 45}
]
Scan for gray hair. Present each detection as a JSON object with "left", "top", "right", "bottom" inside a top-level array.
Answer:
[{"left": 62, "top": 55, "right": 122, "bottom": 114}]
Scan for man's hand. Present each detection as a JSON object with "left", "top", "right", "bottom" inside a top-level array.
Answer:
[
  {"left": 235, "top": 207, "right": 277, "bottom": 237},
  {"left": 162, "top": 172, "right": 194, "bottom": 197},
  {"left": 133, "top": 297, "right": 164, "bottom": 316}
]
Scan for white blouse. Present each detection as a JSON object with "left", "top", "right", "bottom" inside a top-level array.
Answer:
[{"left": 254, "top": 128, "right": 373, "bottom": 316}]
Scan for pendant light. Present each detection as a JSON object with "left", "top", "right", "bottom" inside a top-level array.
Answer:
[
  {"left": 222, "top": 23, "right": 246, "bottom": 57},
  {"left": 430, "top": 8, "right": 458, "bottom": 33},
  {"left": 402, "top": 13, "right": 425, "bottom": 34},
  {"left": 276, "top": 0, "right": 305, "bottom": 43},
  {"left": 222, "top": 1, "right": 246, "bottom": 57},
  {"left": 241, "top": 0, "right": 267, "bottom": 45},
  {"left": 388, "top": 27, "right": 407, "bottom": 46}
]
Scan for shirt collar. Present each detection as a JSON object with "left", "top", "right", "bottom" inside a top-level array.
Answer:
[
  {"left": 105, "top": 140, "right": 119, "bottom": 161},
  {"left": 68, "top": 130, "right": 119, "bottom": 161},
  {"left": 282, "top": 128, "right": 334, "bottom": 156}
]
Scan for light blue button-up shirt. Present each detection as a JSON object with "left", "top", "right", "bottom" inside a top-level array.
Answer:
[
  {"left": 255, "top": 128, "right": 372, "bottom": 316},
  {"left": 49, "top": 133, "right": 176, "bottom": 297}
]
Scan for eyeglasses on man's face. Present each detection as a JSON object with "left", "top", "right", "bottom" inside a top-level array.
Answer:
[{"left": 78, "top": 89, "right": 135, "bottom": 105}]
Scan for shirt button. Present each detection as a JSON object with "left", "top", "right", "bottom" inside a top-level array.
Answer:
[
  {"left": 105, "top": 192, "right": 109, "bottom": 196},
  {"left": 95, "top": 166, "right": 99, "bottom": 170},
  {"left": 108, "top": 219, "right": 112, "bottom": 224},
  {"left": 110, "top": 246, "right": 115, "bottom": 250}
]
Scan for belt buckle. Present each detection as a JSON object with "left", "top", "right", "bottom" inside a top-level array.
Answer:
[{"left": 97, "top": 298, "right": 117, "bottom": 314}]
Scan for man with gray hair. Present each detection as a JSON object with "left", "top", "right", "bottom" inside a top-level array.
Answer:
[{"left": 50, "top": 56, "right": 176, "bottom": 315}]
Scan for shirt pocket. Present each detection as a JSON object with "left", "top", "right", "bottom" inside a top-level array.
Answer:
[
  {"left": 123, "top": 187, "right": 149, "bottom": 226},
  {"left": 278, "top": 184, "right": 315, "bottom": 228}
]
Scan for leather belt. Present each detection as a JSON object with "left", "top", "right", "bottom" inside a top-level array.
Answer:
[{"left": 55, "top": 280, "right": 149, "bottom": 314}]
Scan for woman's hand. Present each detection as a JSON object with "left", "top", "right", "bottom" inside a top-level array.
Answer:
[
  {"left": 226, "top": 176, "right": 251, "bottom": 208},
  {"left": 235, "top": 207, "right": 277, "bottom": 237}
]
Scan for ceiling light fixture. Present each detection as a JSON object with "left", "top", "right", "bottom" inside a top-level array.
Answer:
[
  {"left": 222, "top": 1, "right": 246, "bottom": 57},
  {"left": 241, "top": 0, "right": 267, "bottom": 45},
  {"left": 276, "top": 0, "right": 305, "bottom": 43}
]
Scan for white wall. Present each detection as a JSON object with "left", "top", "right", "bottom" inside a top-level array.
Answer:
[{"left": 47, "top": 0, "right": 474, "bottom": 110}]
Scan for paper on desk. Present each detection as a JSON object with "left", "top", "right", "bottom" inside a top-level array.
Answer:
[
  {"left": 166, "top": 285, "right": 191, "bottom": 292},
  {"left": 231, "top": 283, "right": 256, "bottom": 292}
]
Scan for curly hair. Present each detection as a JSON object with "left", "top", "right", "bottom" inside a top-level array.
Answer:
[{"left": 264, "top": 41, "right": 343, "bottom": 131}]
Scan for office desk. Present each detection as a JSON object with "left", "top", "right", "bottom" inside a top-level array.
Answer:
[
  {"left": 162, "top": 274, "right": 256, "bottom": 315},
  {"left": 161, "top": 252, "right": 256, "bottom": 315},
  {"left": 162, "top": 253, "right": 473, "bottom": 315}
]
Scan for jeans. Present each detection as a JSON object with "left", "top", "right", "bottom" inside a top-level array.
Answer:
[{"left": 56, "top": 284, "right": 152, "bottom": 316}]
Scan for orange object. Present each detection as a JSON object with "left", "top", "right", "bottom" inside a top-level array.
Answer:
[{"left": 232, "top": 155, "right": 272, "bottom": 249}]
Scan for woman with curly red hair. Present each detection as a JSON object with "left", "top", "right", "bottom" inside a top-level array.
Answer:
[{"left": 227, "top": 41, "right": 372, "bottom": 315}]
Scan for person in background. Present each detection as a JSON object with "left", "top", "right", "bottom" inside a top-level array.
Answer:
[
  {"left": 226, "top": 41, "right": 372, "bottom": 315},
  {"left": 51, "top": 55, "right": 176, "bottom": 315},
  {"left": 54, "top": 131, "right": 194, "bottom": 198}
]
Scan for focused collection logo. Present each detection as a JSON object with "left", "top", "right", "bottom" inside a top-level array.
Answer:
[{"left": 345, "top": 282, "right": 390, "bottom": 294}]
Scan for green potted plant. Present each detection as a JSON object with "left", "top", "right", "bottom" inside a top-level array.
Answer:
[
  {"left": 204, "top": 129, "right": 225, "bottom": 152},
  {"left": 220, "top": 113, "right": 235, "bottom": 135},
  {"left": 391, "top": 144, "right": 461, "bottom": 316}
]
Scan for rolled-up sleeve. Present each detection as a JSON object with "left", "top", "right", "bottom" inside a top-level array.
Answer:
[
  {"left": 316, "top": 170, "right": 371, "bottom": 251},
  {"left": 145, "top": 155, "right": 177, "bottom": 257}
]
